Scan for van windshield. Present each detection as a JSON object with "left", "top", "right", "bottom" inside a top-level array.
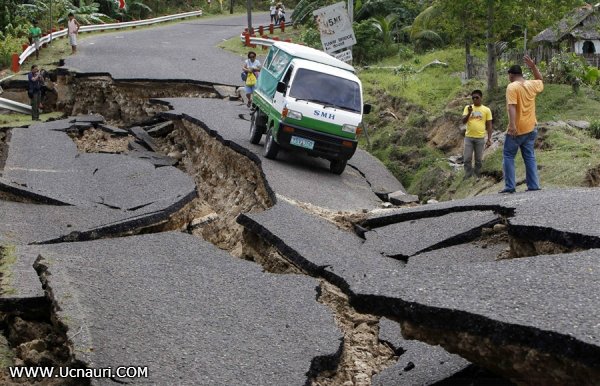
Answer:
[{"left": 289, "top": 69, "right": 361, "bottom": 113}]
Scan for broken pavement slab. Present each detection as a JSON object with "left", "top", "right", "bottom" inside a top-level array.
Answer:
[
  {"left": 387, "top": 190, "right": 419, "bottom": 205},
  {"left": 362, "top": 188, "right": 600, "bottom": 249},
  {"left": 0, "top": 198, "right": 191, "bottom": 245},
  {"left": 2, "top": 121, "right": 196, "bottom": 210},
  {"left": 144, "top": 120, "right": 174, "bottom": 137},
  {"left": 33, "top": 232, "right": 342, "bottom": 385},
  {"left": 374, "top": 317, "right": 476, "bottom": 386},
  {"left": 361, "top": 211, "right": 500, "bottom": 258},
  {"left": 129, "top": 126, "right": 160, "bottom": 152},
  {"left": 97, "top": 123, "right": 129, "bottom": 136},
  {"left": 238, "top": 196, "right": 600, "bottom": 385},
  {"left": 0, "top": 246, "right": 45, "bottom": 311}
]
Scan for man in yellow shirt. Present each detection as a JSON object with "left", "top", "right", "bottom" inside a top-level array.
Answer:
[
  {"left": 500, "top": 55, "right": 544, "bottom": 193},
  {"left": 462, "top": 89, "right": 492, "bottom": 178}
]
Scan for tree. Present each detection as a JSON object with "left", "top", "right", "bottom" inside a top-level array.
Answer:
[
  {"left": 371, "top": 14, "right": 399, "bottom": 48},
  {"left": 401, "top": 4, "right": 443, "bottom": 51}
]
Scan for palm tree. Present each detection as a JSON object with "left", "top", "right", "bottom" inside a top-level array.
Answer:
[
  {"left": 401, "top": 4, "right": 443, "bottom": 51},
  {"left": 371, "top": 14, "right": 398, "bottom": 48}
]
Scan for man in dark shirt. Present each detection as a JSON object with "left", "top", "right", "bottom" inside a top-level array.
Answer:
[{"left": 28, "top": 65, "right": 43, "bottom": 121}]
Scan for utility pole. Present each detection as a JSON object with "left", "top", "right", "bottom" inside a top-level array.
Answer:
[
  {"left": 49, "top": 0, "right": 53, "bottom": 45},
  {"left": 348, "top": 0, "right": 353, "bottom": 59},
  {"left": 246, "top": 0, "right": 252, "bottom": 33}
]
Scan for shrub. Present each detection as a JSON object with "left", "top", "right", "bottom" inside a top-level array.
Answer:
[
  {"left": 299, "top": 27, "right": 321, "bottom": 50},
  {"left": 589, "top": 120, "right": 600, "bottom": 139},
  {"left": 353, "top": 20, "right": 396, "bottom": 65},
  {"left": 545, "top": 51, "right": 588, "bottom": 93},
  {"left": 0, "top": 33, "right": 23, "bottom": 69}
]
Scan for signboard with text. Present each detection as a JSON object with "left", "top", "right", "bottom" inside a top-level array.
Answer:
[
  {"left": 333, "top": 49, "right": 352, "bottom": 63},
  {"left": 313, "top": 2, "right": 356, "bottom": 54}
]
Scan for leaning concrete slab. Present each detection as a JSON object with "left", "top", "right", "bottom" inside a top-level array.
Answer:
[
  {"left": 362, "top": 211, "right": 499, "bottom": 258},
  {"left": 237, "top": 200, "right": 403, "bottom": 288},
  {"left": 3, "top": 121, "right": 196, "bottom": 210},
  {"left": 0, "top": 195, "right": 193, "bottom": 245},
  {"left": 34, "top": 232, "right": 342, "bottom": 385},
  {"left": 157, "top": 97, "right": 403, "bottom": 211},
  {"left": 0, "top": 245, "right": 45, "bottom": 311},
  {"left": 374, "top": 317, "right": 472, "bottom": 386},
  {"left": 363, "top": 188, "right": 600, "bottom": 248}
]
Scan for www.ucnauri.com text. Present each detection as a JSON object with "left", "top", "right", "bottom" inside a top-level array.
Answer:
[{"left": 9, "top": 366, "right": 149, "bottom": 379}]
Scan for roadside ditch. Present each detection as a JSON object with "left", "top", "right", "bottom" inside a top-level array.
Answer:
[{"left": 0, "top": 73, "right": 593, "bottom": 385}]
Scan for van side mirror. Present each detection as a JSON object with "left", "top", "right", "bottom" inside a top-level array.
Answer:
[
  {"left": 276, "top": 81, "right": 287, "bottom": 94},
  {"left": 363, "top": 104, "right": 372, "bottom": 114}
]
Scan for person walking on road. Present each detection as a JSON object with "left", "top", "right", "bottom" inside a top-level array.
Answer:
[
  {"left": 28, "top": 65, "right": 43, "bottom": 121},
  {"left": 242, "top": 51, "right": 261, "bottom": 108},
  {"left": 500, "top": 55, "right": 544, "bottom": 194},
  {"left": 29, "top": 20, "right": 43, "bottom": 59},
  {"left": 68, "top": 12, "right": 80, "bottom": 54},
  {"left": 461, "top": 89, "right": 492, "bottom": 179}
]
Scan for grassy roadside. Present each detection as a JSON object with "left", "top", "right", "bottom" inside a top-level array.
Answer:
[{"left": 357, "top": 47, "right": 600, "bottom": 201}]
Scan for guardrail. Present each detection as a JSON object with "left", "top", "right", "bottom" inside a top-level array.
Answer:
[
  {"left": 240, "top": 21, "right": 293, "bottom": 46},
  {"left": 14, "top": 10, "right": 203, "bottom": 71},
  {"left": 0, "top": 97, "right": 31, "bottom": 114}
]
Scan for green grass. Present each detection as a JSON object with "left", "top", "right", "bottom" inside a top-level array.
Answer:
[
  {"left": 359, "top": 48, "right": 474, "bottom": 114},
  {"left": 0, "top": 111, "right": 64, "bottom": 128},
  {"left": 535, "top": 84, "right": 600, "bottom": 122}
]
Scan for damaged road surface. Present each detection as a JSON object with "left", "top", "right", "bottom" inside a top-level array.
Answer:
[
  {"left": 31, "top": 232, "right": 342, "bottom": 385},
  {"left": 238, "top": 191, "right": 600, "bottom": 385}
]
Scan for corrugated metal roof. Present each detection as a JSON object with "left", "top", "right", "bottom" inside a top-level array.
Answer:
[{"left": 532, "top": 3, "right": 598, "bottom": 43}]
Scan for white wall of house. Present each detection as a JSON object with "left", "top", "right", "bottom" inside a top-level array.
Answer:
[{"left": 575, "top": 40, "right": 600, "bottom": 54}]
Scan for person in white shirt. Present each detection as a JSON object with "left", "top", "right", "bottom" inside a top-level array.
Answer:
[
  {"left": 67, "top": 12, "right": 80, "bottom": 54},
  {"left": 269, "top": 2, "right": 277, "bottom": 24}
]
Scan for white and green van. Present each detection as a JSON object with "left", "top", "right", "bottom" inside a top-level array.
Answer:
[{"left": 249, "top": 41, "right": 371, "bottom": 174}]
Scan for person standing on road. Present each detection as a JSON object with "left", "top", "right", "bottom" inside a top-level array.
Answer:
[
  {"left": 29, "top": 20, "right": 43, "bottom": 60},
  {"left": 67, "top": 12, "right": 80, "bottom": 54},
  {"left": 461, "top": 89, "right": 492, "bottom": 179},
  {"left": 242, "top": 51, "right": 261, "bottom": 108},
  {"left": 28, "top": 65, "right": 43, "bottom": 121},
  {"left": 270, "top": 1, "right": 277, "bottom": 24},
  {"left": 500, "top": 55, "right": 544, "bottom": 194}
]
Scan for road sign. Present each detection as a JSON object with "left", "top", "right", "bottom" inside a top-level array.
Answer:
[
  {"left": 313, "top": 2, "right": 356, "bottom": 54},
  {"left": 332, "top": 49, "right": 352, "bottom": 63}
]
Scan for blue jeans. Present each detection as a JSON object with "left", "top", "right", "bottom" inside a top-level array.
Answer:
[{"left": 502, "top": 129, "right": 539, "bottom": 191}]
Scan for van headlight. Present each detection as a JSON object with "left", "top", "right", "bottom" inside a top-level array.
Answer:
[
  {"left": 286, "top": 109, "right": 303, "bottom": 120},
  {"left": 342, "top": 124, "right": 358, "bottom": 134},
  {"left": 282, "top": 107, "right": 302, "bottom": 120}
]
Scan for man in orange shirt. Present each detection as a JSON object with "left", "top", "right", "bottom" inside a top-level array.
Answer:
[{"left": 499, "top": 55, "right": 544, "bottom": 193}]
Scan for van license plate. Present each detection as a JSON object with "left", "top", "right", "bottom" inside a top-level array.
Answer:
[{"left": 290, "top": 136, "right": 315, "bottom": 150}]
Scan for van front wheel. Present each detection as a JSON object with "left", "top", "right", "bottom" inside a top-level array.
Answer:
[
  {"left": 330, "top": 159, "right": 347, "bottom": 175},
  {"left": 264, "top": 129, "right": 279, "bottom": 159}
]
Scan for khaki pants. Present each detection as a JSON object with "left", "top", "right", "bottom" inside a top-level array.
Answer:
[
  {"left": 464, "top": 136, "right": 485, "bottom": 177},
  {"left": 31, "top": 91, "right": 41, "bottom": 120}
]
